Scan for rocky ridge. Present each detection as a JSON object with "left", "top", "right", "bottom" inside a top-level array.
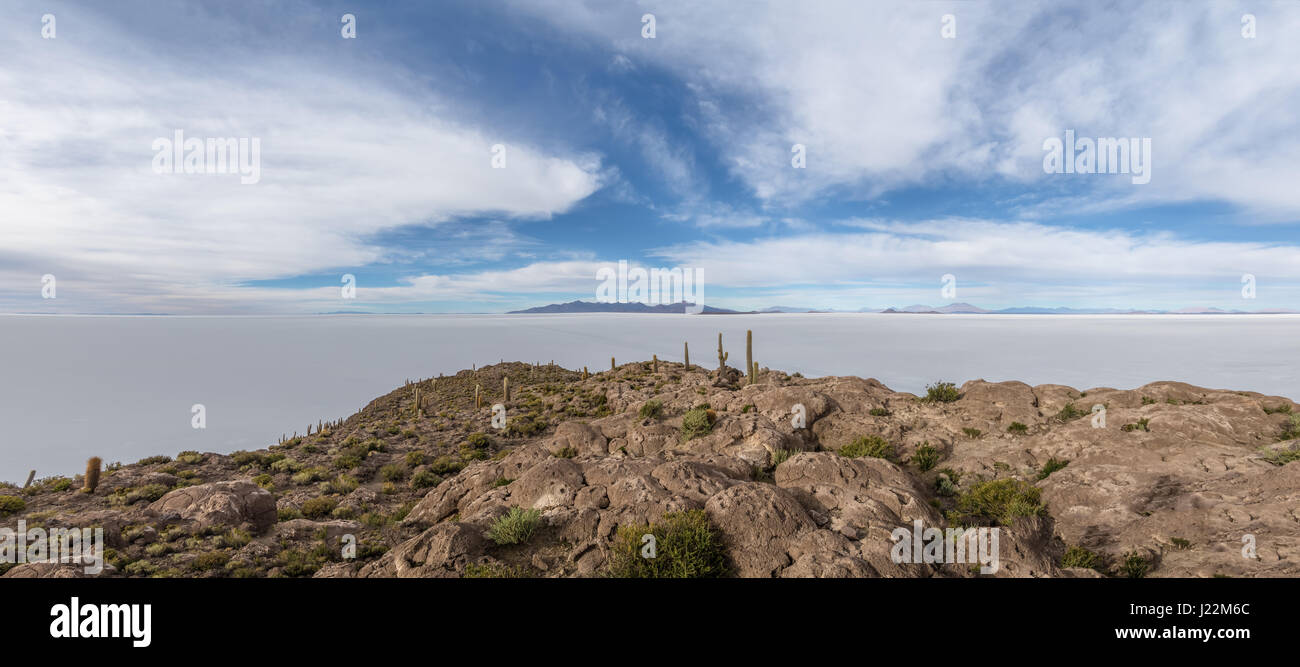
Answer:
[{"left": 3, "top": 358, "right": 1297, "bottom": 579}]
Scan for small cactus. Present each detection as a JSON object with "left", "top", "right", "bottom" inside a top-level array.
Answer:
[
  {"left": 583, "top": 366, "right": 589, "bottom": 380},
  {"left": 684, "top": 341, "right": 690, "bottom": 370},
  {"left": 746, "top": 329, "right": 754, "bottom": 385},
  {"left": 611, "top": 356, "right": 616, "bottom": 371},
  {"left": 717, "top": 333, "right": 729, "bottom": 377},
  {"left": 82, "top": 457, "right": 102, "bottom": 493},
  {"left": 653, "top": 354, "right": 659, "bottom": 373}
]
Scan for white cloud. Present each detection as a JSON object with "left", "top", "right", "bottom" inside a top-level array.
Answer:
[
  {"left": 222, "top": 218, "right": 1300, "bottom": 312},
  {"left": 515, "top": 0, "right": 1300, "bottom": 217},
  {"left": 0, "top": 4, "right": 603, "bottom": 313}
]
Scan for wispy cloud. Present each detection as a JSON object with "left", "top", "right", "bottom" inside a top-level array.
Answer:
[{"left": 0, "top": 2, "right": 603, "bottom": 313}]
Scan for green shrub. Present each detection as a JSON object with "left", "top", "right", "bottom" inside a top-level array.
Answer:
[
  {"left": 270, "top": 457, "right": 301, "bottom": 473},
  {"left": 177, "top": 450, "right": 205, "bottom": 464},
  {"left": 1054, "top": 402, "right": 1087, "bottom": 422},
  {"left": 638, "top": 400, "right": 664, "bottom": 420},
  {"left": 428, "top": 455, "right": 464, "bottom": 475},
  {"left": 961, "top": 427, "right": 982, "bottom": 438},
  {"left": 252, "top": 473, "right": 273, "bottom": 490},
  {"left": 132, "top": 484, "right": 169, "bottom": 503},
  {"left": 1037, "top": 457, "right": 1070, "bottom": 480},
  {"left": 1119, "top": 551, "right": 1150, "bottom": 578},
  {"left": 487, "top": 507, "right": 542, "bottom": 546},
  {"left": 839, "top": 435, "right": 896, "bottom": 461},
  {"left": 136, "top": 455, "right": 172, "bottom": 466},
  {"left": 607, "top": 509, "right": 728, "bottom": 578},
  {"left": 770, "top": 449, "right": 794, "bottom": 467},
  {"left": 300, "top": 496, "right": 338, "bottom": 520},
  {"left": 1122, "top": 418, "right": 1150, "bottom": 432},
  {"left": 410, "top": 470, "right": 441, "bottom": 489},
  {"left": 1261, "top": 444, "right": 1300, "bottom": 466},
  {"left": 910, "top": 443, "right": 940, "bottom": 471},
  {"left": 1263, "top": 404, "right": 1293, "bottom": 415},
  {"left": 191, "top": 551, "right": 230, "bottom": 572},
  {"left": 552, "top": 446, "right": 577, "bottom": 458},
  {"left": 291, "top": 467, "right": 326, "bottom": 485},
  {"left": 492, "top": 477, "right": 513, "bottom": 488},
  {"left": 464, "top": 562, "right": 533, "bottom": 578},
  {"left": 229, "top": 450, "right": 264, "bottom": 468},
  {"left": 1061, "top": 545, "right": 1102, "bottom": 570},
  {"left": 0, "top": 495, "right": 26, "bottom": 516},
  {"left": 333, "top": 453, "right": 363, "bottom": 470},
  {"left": 505, "top": 414, "right": 548, "bottom": 437},
  {"left": 460, "top": 444, "right": 490, "bottom": 462},
  {"left": 869, "top": 407, "right": 891, "bottom": 417},
  {"left": 379, "top": 463, "right": 407, "bottom": 482},
  {"left": 319, "top": 473, "right": 358, "bottom": 495},
  {"left": 466, "top": 432, "right": 491, "bottom": 449},
  {"left": 1170, "top": 537, "right": 1191, "bottom": 550},
  {"left": 679, "top": 407, "right": 713, "bottom": 442},
  {"left": 278, "top": 544, "right": 333, "bottom": 577},
  {"left": 934, "top": 472, "right": 959, "bottom": 497},
  {"left": 923, "top": 381, "right": 961, "bottom": 403},
  {"left": 404, "top": 451, "right": 425, "bottom": 467},
  {"left": 123, "top": 560, "right": 158, "bottom": 576},
  {"left": 1278, "top": 414, "right": 1300, "bottom": 441},
  {"left": 217, "top": 527, "right": 252, "bottom": 549},
  {"left": 1007, "top": 422, "right": 1029, "bottom": 435},
  {"left": 948, "top": 478, "right": 1045, "bottom": 527}
]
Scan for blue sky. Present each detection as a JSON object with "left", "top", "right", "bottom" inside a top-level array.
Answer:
[{"left": 3, "top": 0, "right": 1300, "bottom": 314}]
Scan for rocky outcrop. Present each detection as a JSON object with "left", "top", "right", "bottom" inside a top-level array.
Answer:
[{"left": 148, "top": 481, "right": 277, "bottom": 534}]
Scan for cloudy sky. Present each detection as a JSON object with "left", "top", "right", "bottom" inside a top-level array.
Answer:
[{"left": 3, "top": 0, "right": 1299, "bottom": 314}]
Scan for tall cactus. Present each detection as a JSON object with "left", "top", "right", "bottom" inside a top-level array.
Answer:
[
  {"left": 475, "top": 384, "right": 482, "bottom": 409},
  {"left": 582, "top": 366, "right": 589, "bottom": 380},
  {"left": 413, "top": 386, "right": 422, "bottom": 418},
  {"left": 746, "top": 329, "right": 755, "bottom": 385},
  {"left": 23, "top": 470, "right": 35, "bottom": 489},
  {"left": 684, "top": 341, "right": 690, "bottom": 370},
  {"left": 653, "top": 354, "right": 659, "bottom": 373},
  {"left": 503, "top": 376, "right": 510, "bottom": 403},
  {"left": 716, "top": 333, "right": 729, "bottom": 377},
  {"left": 611, "top": 356, "right": 616, "bottom": 371},
  {"left": 82, "top": 457, "right": 102, "bottom": 494}
]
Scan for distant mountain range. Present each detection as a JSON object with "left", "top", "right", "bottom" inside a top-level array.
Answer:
[
  {"left": 508, "top": 300, "right": 1298, "bottom": 315},
  {"left": 507, "top": 301, "right": 744, "bottom": 314}
]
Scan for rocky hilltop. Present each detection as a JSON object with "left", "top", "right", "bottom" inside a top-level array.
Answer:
[{"left": 4, "top": 350, "right": 1298, "bottom": 579}]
